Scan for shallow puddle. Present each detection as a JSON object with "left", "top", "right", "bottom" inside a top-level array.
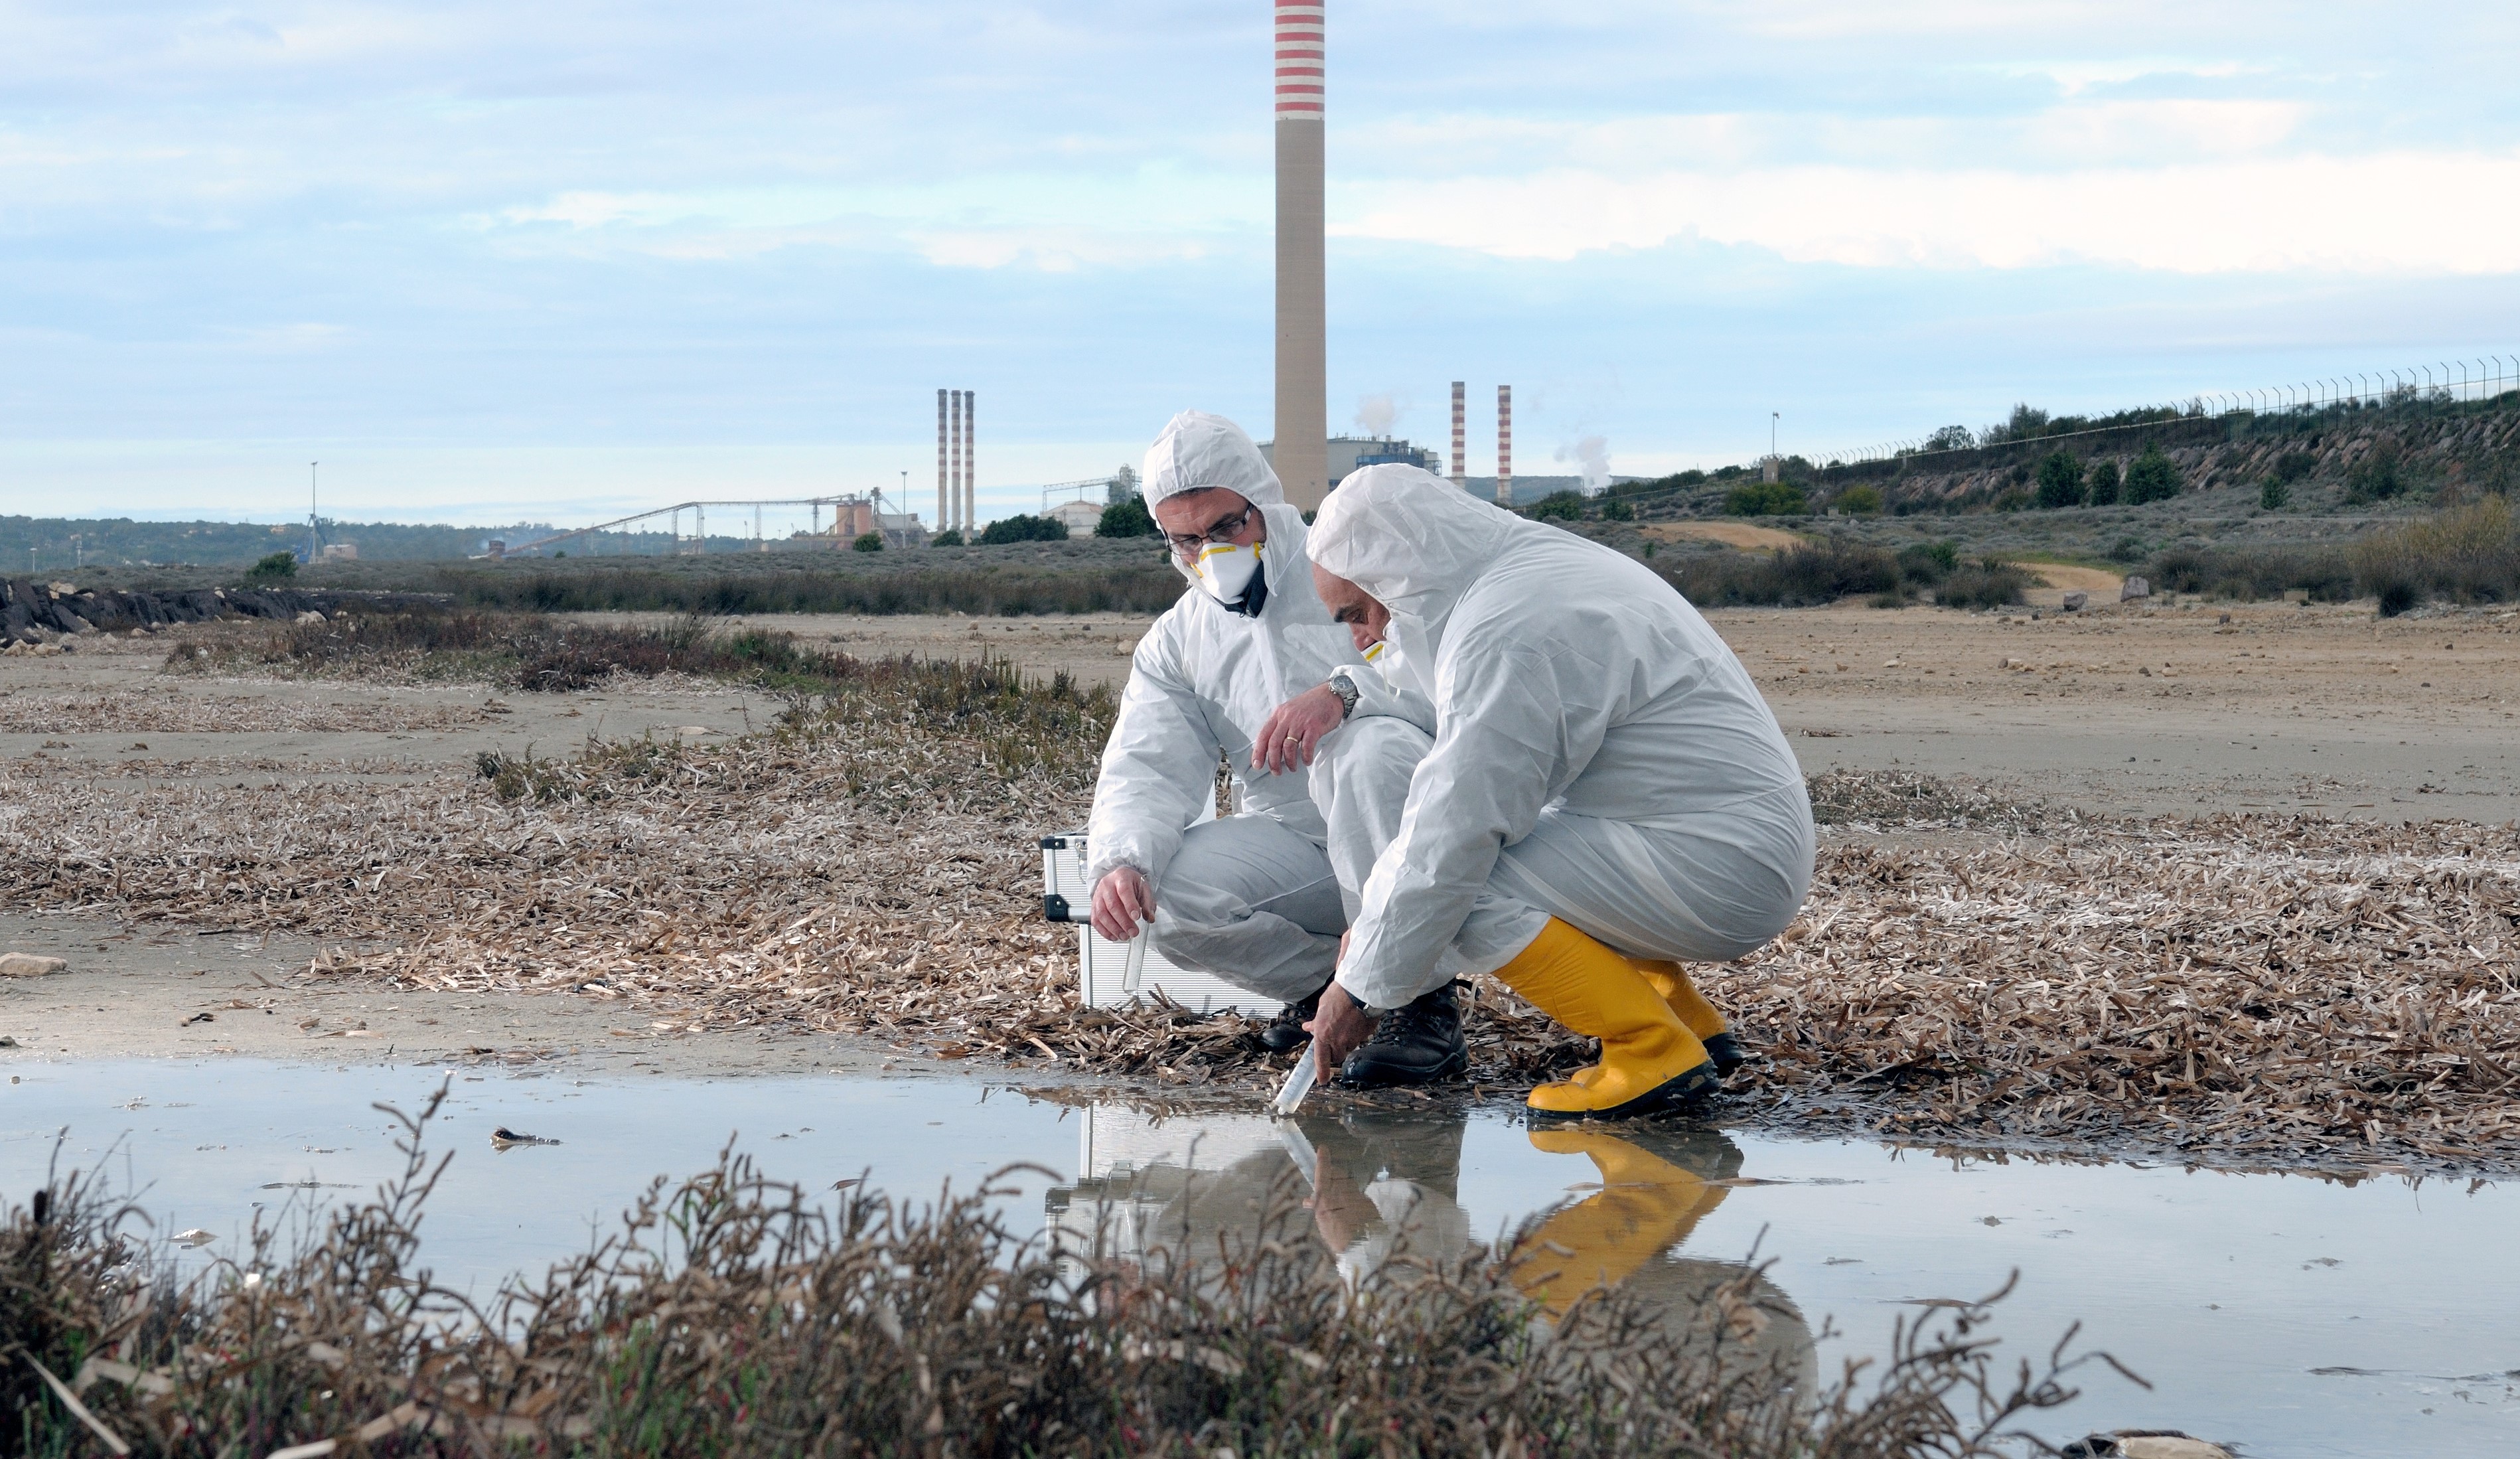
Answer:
[{"left": 6, "top": 1059, "right": 2517, "bottom": 1458}]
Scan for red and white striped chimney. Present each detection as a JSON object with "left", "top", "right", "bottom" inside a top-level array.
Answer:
[
  {"left": 962, "top": 390, "right": 976, "bottom": 534},
  {"left": 936, "top": 390, "right": 949, "bottom": 534},
  {"left": 1450, "top": 381, "right": 1465, "bottom": 487},
  {"left": 1496, "top": 385, "right": 1513, "bottom": 508},
  {"left": 1273, "top": 2, "right": 1328, "bottom": 510},
  {"left": 1274, "top": 2, "right": 1324, "bottom": 119}
]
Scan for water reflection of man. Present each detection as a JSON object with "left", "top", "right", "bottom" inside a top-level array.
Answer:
[
  {"left": 1511, "top": 1125, "right": 1817, "bottom": 1398},
  {"left": 1053, "top": 1108, "right": 1811, "bottom": 1397}
]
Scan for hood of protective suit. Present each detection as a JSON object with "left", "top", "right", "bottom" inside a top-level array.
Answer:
[
  {"left": 1143, "top": 410, "right": 1285, "bottom": 509},
  {"left": 1309, "top": 463, "right": 1522, "bottom": 680}
]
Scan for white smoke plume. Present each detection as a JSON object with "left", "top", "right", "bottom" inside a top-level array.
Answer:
[
  {"left": 1353, "top": 393, "right": 1398, "bottom": 435},
  {"left": 1555, "top": 435, "right": 1611, "bottom": 493}
]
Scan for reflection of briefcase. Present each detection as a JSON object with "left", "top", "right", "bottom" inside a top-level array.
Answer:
[{"left": 1039, "top": 831, "right": 1256, "bottom": 1015}]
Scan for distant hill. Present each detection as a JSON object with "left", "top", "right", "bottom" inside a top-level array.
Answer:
[{"left": 0, "top": 516, "right": 562, "bottom": 570}]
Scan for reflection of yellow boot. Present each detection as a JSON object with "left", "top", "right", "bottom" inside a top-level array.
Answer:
[
  {"left": 1492, "top": 919, "right": 1720, "bottom": 1120},
  {"left": 1630, "top": 960, "right": 1746, "bottom": 1075},
  {"left": 1512, "top": 1129, "right": 1730, "bottom": 1316}
]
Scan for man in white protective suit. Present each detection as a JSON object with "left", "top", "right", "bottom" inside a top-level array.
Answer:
[
  {"left": 1296, "top": 463, "right": 1816, "bottom": 1120},
  {"left": 1082, "top": 412, "right": 1472, "bottom": 1086}
]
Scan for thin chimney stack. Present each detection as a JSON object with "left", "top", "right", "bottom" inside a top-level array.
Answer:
[
  {"left": 1272, "top": 1, "right": 1328, "bottom": 510},
  {"left": 1450, "top": 381, "right": 1466, "bottom": 487},
  {"left": 963, "top": 391, "right": 976, "bottom": 534},
  {"left": 936, "top": 390, "right": 949, "bottom": 533},
  {"left": 1496, "top": 385, "right": 1513, "bottom": 508}
]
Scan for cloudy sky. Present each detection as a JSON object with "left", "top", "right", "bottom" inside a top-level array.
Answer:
[{"left": 6, "top": 1, "right": 2517, "bottom": 527}]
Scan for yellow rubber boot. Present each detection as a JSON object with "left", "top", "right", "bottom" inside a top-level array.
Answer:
[
  {"left": 1630, "top": 960, "right": 1746, "bottom": 1075},
  {"left": 1511, "top": 1129, "right": 1730, "bottom": 1317},
  {"left": 1491, "top": 919, "right": 1720, "bottom": 1119}
]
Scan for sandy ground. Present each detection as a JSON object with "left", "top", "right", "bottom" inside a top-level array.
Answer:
[
  {"left": 5, "top": 599, "right": 2517, "bottom": 1069},
  {"left": 1639, "top": 521, "right": 1807, "bottom": 552},
  {"left": 689, "top": 600, "right": 2520, "bottom": 823}
]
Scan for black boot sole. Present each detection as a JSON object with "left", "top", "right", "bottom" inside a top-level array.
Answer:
[
  {"left": 1527, "top": 1060, "right": 1722, "bottom": 1122},
  {"left": 1338, "top": 1043, "right": 1468, "bottom": 1088},
  {"left": 1702, "top": 1032, "right": 1747, "bottom": 1076},
  {"left": 1258, "top": 1028, "right": 1313, "bottom": 1054}
]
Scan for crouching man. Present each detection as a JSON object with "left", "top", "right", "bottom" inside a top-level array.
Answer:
[
  {"left": 1300, "top": 465, "right": 1816, "bottom": 1119},
  {"left": 1083, "top": 412, "right": 1467, "bottom": 1085}
]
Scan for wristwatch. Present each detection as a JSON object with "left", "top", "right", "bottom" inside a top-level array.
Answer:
[{"left": 1326, "top": 670, "right": 1361, "bottom": 720}]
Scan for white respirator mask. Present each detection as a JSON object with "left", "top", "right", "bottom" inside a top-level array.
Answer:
[{"left": 1192, "top": 540, "right": 1264, "bottom": 604}]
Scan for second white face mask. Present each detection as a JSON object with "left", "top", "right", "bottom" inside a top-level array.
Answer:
[{"left": 1193, "top": 540, "right": 1263, "bottom": 603}]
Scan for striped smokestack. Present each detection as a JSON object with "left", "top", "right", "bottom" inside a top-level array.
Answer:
[
  {"left": 1496, "top": 385, "right": 1513, "bottom": 508},
  {"left": 963, "top": 390, "right": 976, "bottom": 534},
  {"left": 1449, "top": 380, "right": 1465, "bottom": 487},
  {"left": 1273, "top": 1, "right": 1327, "bottom": 511},
  {"left": 950, "top": 390, "right": 965, "bottom": 532},
  {"left": 936, "top": 390, "right": 949, "bottom": 533}
]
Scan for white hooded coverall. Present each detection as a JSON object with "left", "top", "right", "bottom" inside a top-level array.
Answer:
[
  {"left": 1084, "top": 412, "right": 1432, "bottom": 1004},
  {"left": 1307, "top": 465, "right": 1816, "bottom": 1014}
]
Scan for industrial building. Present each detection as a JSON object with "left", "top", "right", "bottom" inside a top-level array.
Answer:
[{"left": 1258, "top": 434, "right": 1442, "bottom": 491}]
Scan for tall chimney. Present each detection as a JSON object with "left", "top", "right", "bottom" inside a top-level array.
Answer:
[
  {"left": 963, "top": 390, "right": 976, "bottom": 534},
  {"left": 1274, "top": 1, "right": 1328, "bottom": 511},
  {"left": 950, "top": 390, "right": 965, "bottom": 533},
  {"left": 1495, "top": 386, "right": 1513, "bottom": 508},
  {"left": 936, "top": 389, "right": 949, "bottom": 534},
  {"left": 1449, "top": 380, "right": 1465, "bottom": 487}
]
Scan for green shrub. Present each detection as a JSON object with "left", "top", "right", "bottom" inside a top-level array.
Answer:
[
  {"left": 2345, "top": 447, "right": 2404, "bottom": 502},
  {"left": 930, "top": 528, "right": 965, "bottom": 547},
  {"left": 1935, "top": 559, "right": 2032, "bottom": 609},
  {"left": 1894, "top": 540, "right": 1960, "bottom": 583},
  {"left": 1715, "top": 464, "right": 1745, "bottom": 481},
  {"left": 1526, "top": 490, "right": 1586, "bottom": 522},
  {"left": 2123, "top": 445, "right": 2182, "bottom": 504},
  {"left": 1724, "top": 480, "right": 1809, "bottom": 516},
  {"left": 1832, "top": 484, "right": 1883, "bottom": 515},
  {"left": 1993, "top": 487, "right": 2032, "bottom": 512},
  {"left": 244, "top": 550, "right": 298, "bottom": 581},
  {"left": 2085, "top": 459, "right": 2120, "bottom": 505},
  {"left": 2149, "top": 544, "right": 2353, "bottom": 601},
  {"left": 1095, "top": 496, "right": 1155, "bottom": 538},
  {"left": 852, "top": 532, "right": 884, "bottom": 553},
  {"left": 1599, "top": 497, "right": 1634, "bottom": 520},
  {"left": 2259, "top": 478, "right": 2291, "bottom": 510},
  {"left": 2035, "top": 452, "right": 2085, "bottom": 508},
  {"left": 1666, "top": 540, "right": 1893, "bottom": 606},
  {"left": 979, "top": 513, "right": 1072, "bottom": 545},
  {"left": 2271, "top": 449, "right": 2316, "bottom": 485}
]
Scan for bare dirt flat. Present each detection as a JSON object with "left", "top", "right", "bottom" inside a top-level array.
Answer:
[
  {"left": 1639, "top": 521, "right": 1807, "bottom": 552},
  {"left": 686, "top": 599, "right": 2520, "bottom": 824}
]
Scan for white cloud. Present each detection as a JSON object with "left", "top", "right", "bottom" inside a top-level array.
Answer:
[{"left": 1335, "top": 150, "right": 2520, "bottom": 274}]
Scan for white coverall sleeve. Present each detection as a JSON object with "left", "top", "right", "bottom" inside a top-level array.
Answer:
[
  {"left": 1335, "top": 637, "right": 1617, "bottom": 1010},
  {"left": 1084, "top": 629, "right": 1224, "bottom": 889}
]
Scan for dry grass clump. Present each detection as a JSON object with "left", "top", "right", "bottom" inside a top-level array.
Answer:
[
  {"left": 1805, "top": 769, "right": 2051, "bottom": 832},
  {"left": 0, "top": 688, "right": 482, "bottom": 735},
  {"left": 5, "top": 1093, "right": 2103, "bottom": 1459},
  {"left": 2350, "top": 495, "right": 2520, "bottom": 615},
  {"left": 166, "top": 609, "right": 957, "bottom": 696},
  {"left": 3, "top": 639, "right": 2516, "bottom": 1170}
]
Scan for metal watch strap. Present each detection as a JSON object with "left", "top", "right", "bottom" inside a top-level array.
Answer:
[{"left": 1327, "top": 671, "right": 1361, "bottom": 720}]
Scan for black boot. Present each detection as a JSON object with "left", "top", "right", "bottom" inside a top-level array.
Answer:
[
  {"left": 1260, "top": 983, "right": 1327, "bottom": 1054},
  {"left": 1339, "top": 982, "right": 1468, "bottom": 1087}
]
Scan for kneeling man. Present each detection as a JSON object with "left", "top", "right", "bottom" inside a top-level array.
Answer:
[
  {"left": 1303, "top": 465, "right": 1815, "bottom": 1118},
  {"left": 1083, "top": 413, "right": 1465, "bottom": 1085}
]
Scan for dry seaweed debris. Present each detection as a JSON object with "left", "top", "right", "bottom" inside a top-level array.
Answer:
[
  {"left": 1, "top": 653, "right": 2515, "bottom": 1170},
  {"left": 5, "top": 1091, "right": 2105, "bottom": 1458},
  {"left": 0, "top": 686, "right": 482, "bottom": 735}
]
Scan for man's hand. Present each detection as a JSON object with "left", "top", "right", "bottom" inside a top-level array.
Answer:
[
  {"left": 1090, "top": 866, "right": 1156, "bottom": 942},
  {"left": 1305, "top": 980, "right": 1376, "bottom": 1076},
  {"left": 1251, "top": 683, "right": 1347, "bottom": 775}
]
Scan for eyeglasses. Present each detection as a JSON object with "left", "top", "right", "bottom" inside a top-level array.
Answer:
[{"left": 1162, "top": 504, "right": 1258, "bottom": 560}]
